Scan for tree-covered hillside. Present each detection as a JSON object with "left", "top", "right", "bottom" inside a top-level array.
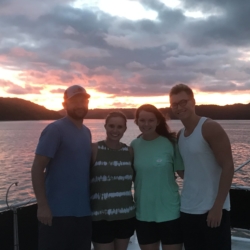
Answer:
[
  {"left": 1, "top": 97, "right": 250, "bottom": 121},
  {"left": 0, "top": 97, "right": 62, "bottom": 121}
]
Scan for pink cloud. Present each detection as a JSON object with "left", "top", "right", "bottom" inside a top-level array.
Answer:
[
  {"left": 10, "top": 47, "right": 36, "bottom": 58},
  {"left": 62, "top": 48, "right": 110, "bottom": 60},
  {"left": 0, "top": 79, "right": 42, "bottom": 94}
]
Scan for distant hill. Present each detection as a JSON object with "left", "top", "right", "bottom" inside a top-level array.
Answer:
[
  {"left": 75, "top": 104, "right": 250, "bottom": 120},
  {"left": 162, "top": 103, "right": 250, "bottom": 120},
  {"left": 1, "top": 97, "right": 250, "bottom": 121},
  {"left": 194, "top": 103, "right": 250, "bottom": 120},
  {"left": 58, "top": 108, "right": 136, "bottom": 119},
  {"left": 0, "top": 97, "right": 62, "bottom": 121}
]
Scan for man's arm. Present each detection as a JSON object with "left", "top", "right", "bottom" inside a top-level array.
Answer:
[
  {"left": 203, "top": 120, "right": 234, "bottom": 228},
  {"left": 31, "top": 154, "right": 52, "bottom": 226}
]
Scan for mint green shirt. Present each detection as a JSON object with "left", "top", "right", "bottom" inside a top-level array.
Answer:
[{"left": 131, "top": 136, "right": 184, "bottom": 222}]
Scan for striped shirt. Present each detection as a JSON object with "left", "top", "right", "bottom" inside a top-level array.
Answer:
[{"left": 90, "top": 141, "right": 135, "bottom": 221}]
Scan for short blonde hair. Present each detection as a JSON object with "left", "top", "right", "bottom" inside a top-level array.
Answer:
[{"left": 169, "top": 84, "right": 194, "bottom": 99}]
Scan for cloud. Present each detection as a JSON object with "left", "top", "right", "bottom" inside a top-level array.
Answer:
[
  {"left": 0, "top": 79, "right": 42, "bottom": 95},
  {"left": 0, "top": 0, "right": 250, "bottom": 107},
  {"left": 62, "top": 48, "right": 111, "bottom": 60},
  {"left": 126, "top": 61, "right": 146, "bottom": 70},
  {"left": 50, "top": 88, "right": 65, "bottom": 94},
  {"left": 181, "top": 0, "right": 250, "bottom": 47},
  {"left": 0, "top": 0, "right": 72, "bottom": 19}
]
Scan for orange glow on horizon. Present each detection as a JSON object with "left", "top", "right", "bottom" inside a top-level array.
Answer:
[
  {"left": 1, "top": 68, "right": 249, "bottom": 110},
  {"left": 1, "top": 90, "right": 248, "bottom": 111},
  {"left": 194, "top": 92, "right": 250, "bottom": 106}
]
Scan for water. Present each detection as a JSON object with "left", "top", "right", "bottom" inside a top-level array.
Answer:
[{"left": 0, "top": 119, "right": 250, "bottom": 208}]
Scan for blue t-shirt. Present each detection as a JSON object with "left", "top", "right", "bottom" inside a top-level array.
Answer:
[{"left": 36, "top": 117, "right": 92, "bottom": 217}]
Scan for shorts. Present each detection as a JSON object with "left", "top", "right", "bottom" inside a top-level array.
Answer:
[
  {"left": 38, "top": 216, "right": 92, "bottom": 250},
  {"left": 136, "top": 218, "right": 183, "bottom": 245},
  {"left": 92, "top": 217, "right": 135, "bottom": 244},
  {"left": 180, "top": 209, "right": 231, "bottom": 250}
]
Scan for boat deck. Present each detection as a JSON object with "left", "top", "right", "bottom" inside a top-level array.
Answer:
[
  {"left": 231, "top": 237, "right": 250, "bottom": 250},
  {"left": 125, "top": 234, "right": 250, "bottom": 250}
]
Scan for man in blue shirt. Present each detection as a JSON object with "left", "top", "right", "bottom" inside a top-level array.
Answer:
[{"left": 31, "top": 85, "right": 92, "bottom": 250}]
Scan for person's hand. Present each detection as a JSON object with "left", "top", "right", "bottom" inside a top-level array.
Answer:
[
  {"left": 37, "top": 203, "right": 52, "bottom": 226},
  {"left": 206, "top": 206, "right": 222, "bottom": 228}
]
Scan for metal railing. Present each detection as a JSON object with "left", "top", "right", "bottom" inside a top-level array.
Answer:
[
  {"left": 0, "top": 197, "right": 36, "bottom": 213},
  {"left": 1, "top": 182, "right": 36, "bottom": 250},
  {"left": 234, "top": 159, "right": 250, "bottom": 173},
  {"left": 231, "top": 158, "right": 250, "bottom": 190},
  {"left": 1, "top": 158, "right": 249, "bottom": 213},
  {"left": 0, "top": 158, "right": 250, "bottom": 249}
]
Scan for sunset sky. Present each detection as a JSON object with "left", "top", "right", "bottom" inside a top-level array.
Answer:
[{"left": 0, "top": 0, "right": 250, "bottom": 110}]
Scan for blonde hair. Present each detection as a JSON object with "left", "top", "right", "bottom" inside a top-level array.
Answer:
[{"left": 169, "top": 84, "right": 194, "bottom": 99}]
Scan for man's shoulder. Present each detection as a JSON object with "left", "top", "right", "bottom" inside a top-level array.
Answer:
[
  {"left": 202, "top": 118, "right": 226, "bottom": 140},
  {"left": 46, "top": 117, "right": 66, "bottom": 128},
  {"left": 82, "top": 123, "right": 91, "bottom": 133},
  {"left": 202, "top": 118, "right": 223, "bottom": 131},
  {"left": 44, "top": 118, "right": 66, "bottom": 132},
  {"left": 203, "top": 118, "right": 216, "bottom": 125},
  {"left": 53, "top": 117, "right": 67, "bottom": 125}
]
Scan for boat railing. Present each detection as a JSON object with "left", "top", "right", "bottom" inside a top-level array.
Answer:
[
  {"left": 234, "top": 159, "right": 250, "bottom": 173},
  {"left": 230, "top": 159, "right": 250, "bottom": 243},
  {"left": 0, "top": 158, "right": 250, "bottom": 249},
  {"left": 0, "top": 182, "right": 37, "bottom": 250},
  {"left": 1, "top": 158, "right": 249, "bottom": 213},
  {"left": 0, "top": 182, "right": 36, "bottom": 213},
  {"left": 0, "top": 198, "right": 37, "bottom": 213},
  {"left": 231, "top": 158, "right": 250, "bottom": 190}
]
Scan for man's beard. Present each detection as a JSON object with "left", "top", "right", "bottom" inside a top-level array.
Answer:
[{"left": 67, "top": 108, "right": 88, "bottom": 120}]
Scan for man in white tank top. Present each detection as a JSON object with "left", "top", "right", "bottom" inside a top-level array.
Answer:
[{"left": 169, "top": 84, "right": 234, "bottom": 250}]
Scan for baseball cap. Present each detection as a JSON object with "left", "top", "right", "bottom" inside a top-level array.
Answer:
[{"left": 64, "top": 85, "right": 90, "bottom": 100}]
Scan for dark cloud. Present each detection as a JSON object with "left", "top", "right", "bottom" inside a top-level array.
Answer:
[
  {"left": 0, "top": 0, "right": 250, "bottom": 103},
  {"left": 198, "top": 79, "right": 250, "bottom": 92},
  {"left": 181, "top": 0, "right": 250, "bottom": 47},
  {"left": 199, "top": 82, "right": 237, "bottom": 92},
  {"left": 96, "top": 77, "right": 172, "bottom": 97},
  {"left": 0, "top": 0, "right": 9, "bottom": 6}
]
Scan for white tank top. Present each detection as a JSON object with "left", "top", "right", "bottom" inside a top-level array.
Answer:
[{"left": 178, "top": 117, "right": 230, "bottom": 214}]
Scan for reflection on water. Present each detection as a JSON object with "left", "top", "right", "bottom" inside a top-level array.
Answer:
[
  {"left": 0, "top": 119, "right": 249, "bottom": 207},
  {"left": 218, "top": 120, "right": 250, "bottom": 187}
]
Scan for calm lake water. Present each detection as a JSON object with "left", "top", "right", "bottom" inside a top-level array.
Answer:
[{"left": 0, "top": 119, "right": 250, "bottom": 208}]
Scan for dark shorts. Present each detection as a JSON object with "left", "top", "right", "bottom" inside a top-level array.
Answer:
[
  {"left": 181, "top": 209, "right": 231, "bottom": 250},
  {"left": 92, "top": 217, "right": 135, "bottom": 244},
  {"left": 136, "top": 218, "right": 183, "bottom": 245},
  {"left": 38, "top": 216, "right": 92, "bottom": 250}
]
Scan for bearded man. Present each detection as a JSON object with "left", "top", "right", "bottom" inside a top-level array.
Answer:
[{"left": 31, "top": 85, "right": 92, "bottom": 250}]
